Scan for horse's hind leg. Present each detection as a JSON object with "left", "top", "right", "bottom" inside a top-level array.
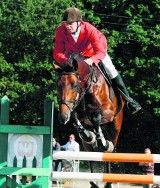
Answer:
[
  {"left": 112, "top": 111, "right": 123, "bottom": 146},
  {"left": 90, "top": 181, "right": 100, "bottom": 188},
  {"left": 103, "top": 162, "right": 112, "bottom": 188},
  {"left": 90, "top": 112, "right": 114, "bottom": 152}
]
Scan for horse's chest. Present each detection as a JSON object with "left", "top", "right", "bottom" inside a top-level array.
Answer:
[{"left": 76, "top": 101, "right": 114, "bottom": 126}]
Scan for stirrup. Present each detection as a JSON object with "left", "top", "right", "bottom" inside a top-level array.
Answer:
[{"left": 131, "top": 106, "right": 142, "bottom": 114}]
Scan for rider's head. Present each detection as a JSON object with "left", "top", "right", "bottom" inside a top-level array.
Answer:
[
  {"left": 62, "top": 7, "right": 82, "bottom": 34},
  {"left": 63, "top": 7, "right": 82, "bottom": 22}
]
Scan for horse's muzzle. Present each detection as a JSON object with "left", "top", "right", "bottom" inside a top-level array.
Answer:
[{"left": 58, "top": 110, "right": 71, "bottom": 125}]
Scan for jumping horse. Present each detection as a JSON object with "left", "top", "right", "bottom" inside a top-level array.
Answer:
[{"left": 53, "top": 53, "right": 124, "bottom": 188}]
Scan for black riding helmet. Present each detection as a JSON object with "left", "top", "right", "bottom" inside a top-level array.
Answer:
[{"left": 62, "top": 7, "right": 82, "bottom": 22}]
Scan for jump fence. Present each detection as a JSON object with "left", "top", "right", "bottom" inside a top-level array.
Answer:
[
  {"left": 1, "top": 95, "right": 160, "bottom": 186},
  {"left": 0, "top": 96, "right": 54, "bottom": 188},
  {"left": 53, "top": 151, "right": 160, "bottom": 163},
  {"left": 52, "top": 151, "right": 160, "bottom": 184}
]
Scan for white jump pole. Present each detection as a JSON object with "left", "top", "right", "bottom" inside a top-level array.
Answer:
[
  {"left": 52, "top": 172, "right": 160, "bottom": 184},
  {"left": 53, "top": 151, "right": 160, "bottom": 163}
]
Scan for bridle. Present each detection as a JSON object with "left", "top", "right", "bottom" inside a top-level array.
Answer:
[
  {"left": 57, "top": 72, "right": 81, "bottom": 112},
  {"left": 57, "top": 66, "right": 97, "bottom": 113}
]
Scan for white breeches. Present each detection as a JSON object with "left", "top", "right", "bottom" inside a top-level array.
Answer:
[{"left": 101, "top": 54, "right": 118, "bottom": 79}]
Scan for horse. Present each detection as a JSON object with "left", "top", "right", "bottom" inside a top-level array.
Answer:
[{"left": 53, "top": 53, "right": 124, "bottom": 188}]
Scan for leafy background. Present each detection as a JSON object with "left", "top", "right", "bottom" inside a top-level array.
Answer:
[{"left": 0, "top": 0, "right": 159, "bottom": 174}]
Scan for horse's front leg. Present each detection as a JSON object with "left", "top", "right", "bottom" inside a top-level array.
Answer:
[
  {"left": 90, "top": 112, "right": 114, "bottom": 152},
  {"left": 72, "top": 113, "right": 95, "bottom": 143}
]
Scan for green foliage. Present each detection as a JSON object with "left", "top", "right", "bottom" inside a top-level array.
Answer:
[
  {"left": 0, "top": 0, "right": 86, "bottom": 124},
  {"left": 0, "top": 0, "right": 159, "bottom": 115}
]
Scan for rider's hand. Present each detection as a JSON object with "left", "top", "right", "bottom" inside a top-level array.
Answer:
[{"left": 84, "top": 58, "right": 94, "bottom": 66}]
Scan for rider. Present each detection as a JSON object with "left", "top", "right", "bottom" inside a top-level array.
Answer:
[{"left": 53, "top": 7, "right": 141, "bottom": 114}]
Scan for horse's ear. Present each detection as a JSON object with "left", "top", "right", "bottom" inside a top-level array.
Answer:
[
  {"left": 72, "top": 58, "right": 78, "bottom": 71},
  {"left": 52, "top": 63, "right": 61, "bottom": 70}
]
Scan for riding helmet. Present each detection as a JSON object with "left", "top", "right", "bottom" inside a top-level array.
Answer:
[{"left": 62, "top": 7, "right": 82, "bottom": 22}]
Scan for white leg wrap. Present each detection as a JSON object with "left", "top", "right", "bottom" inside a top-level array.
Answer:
[
  {"left": 106, "top": 141, "right": 114, "bottom": 152},
  {"left": 81, "top": 131, "right": 114, "bottom": 152},
  {"left": 80, "top": 131, "right": 96, "bottom": 144}
]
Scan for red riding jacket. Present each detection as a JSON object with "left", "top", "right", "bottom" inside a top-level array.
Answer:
[{"left": 53, "top": 21, "right": 107, "bottom": 66}]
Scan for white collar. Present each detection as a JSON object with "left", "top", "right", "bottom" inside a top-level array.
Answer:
[{"left": 71, "top": 26, "right": 81, "bottom": 42}]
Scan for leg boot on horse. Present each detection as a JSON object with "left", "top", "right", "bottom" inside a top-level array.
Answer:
[
  {"left": 72, "top": 113, "right": 95, "bottom": 143},
  {"left": 90, "top": 111, "right": 114, "bottom": 152}
]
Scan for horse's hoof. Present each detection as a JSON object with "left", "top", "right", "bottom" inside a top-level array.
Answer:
[
  {"left": 90, "top": 181, "right": 100, "bottom": 188},
  {"left": 104, "top": 182, "right": 112, "bottom": 188}
]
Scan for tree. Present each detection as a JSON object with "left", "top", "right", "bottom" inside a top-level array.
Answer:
[{"left": 0, "top": 0, "right": 83, "bottom": 124}]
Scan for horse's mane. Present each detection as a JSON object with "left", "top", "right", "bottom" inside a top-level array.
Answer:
[
  {"left": 57, "top": 65, "right": 77, "bottom": 75},
  {"left": 57, "top": 53, "right": 84, "bottom": 75}
]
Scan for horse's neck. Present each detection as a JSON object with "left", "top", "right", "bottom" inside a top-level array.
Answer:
[{"left": 77, "top": 63, "right": 90, "bottom": 82}]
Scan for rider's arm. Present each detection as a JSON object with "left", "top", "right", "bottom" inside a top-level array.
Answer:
[
  {"left": 88, "top": 25, "right": 107, "bottom": 66},
  {"left": 53, "top": 26, "right": 68, "bottom": 65}
]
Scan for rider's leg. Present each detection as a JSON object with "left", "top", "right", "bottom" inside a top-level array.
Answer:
[{"left": 100, "top": 54, "right": 141, "bottom": 114}]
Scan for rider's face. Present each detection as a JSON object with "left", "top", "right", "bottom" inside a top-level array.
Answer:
[{"left": 64, "top": 21, "right": 79, "bottom": 33}]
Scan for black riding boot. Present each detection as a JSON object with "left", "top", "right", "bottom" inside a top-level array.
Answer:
[{"left": 112, "top": 74, "right": 141, "bottom": 114}]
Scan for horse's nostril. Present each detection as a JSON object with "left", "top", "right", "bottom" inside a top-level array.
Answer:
[{"left": 59, "top": 111, "right": 70, "bottom": 125}]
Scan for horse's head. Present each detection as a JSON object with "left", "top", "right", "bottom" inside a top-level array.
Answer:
[
  {"left": 53, "top": 61, "right": 81, "bottom": 124},
  {"left": 53, "top": 53, "right": 93, "bottom": 124}
]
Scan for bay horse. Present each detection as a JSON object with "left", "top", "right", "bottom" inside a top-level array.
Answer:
[{"left": 53, "top": 53, "right": 124, "bottom": 188}]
